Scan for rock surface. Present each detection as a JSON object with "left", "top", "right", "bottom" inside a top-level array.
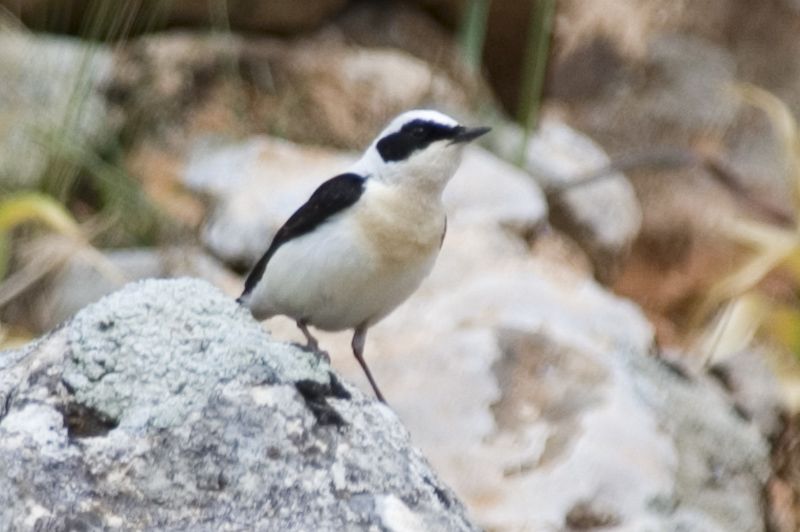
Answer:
[
  {"left": 11, "top": 247, "right": 241, "bottom": 332},
  {"left": 0, "top": 32, "right": 115, "bottom": 188},
  {"left": 349, "top": 236, "right": 770, "bottom": 532},
  {"left": 0, "top": 278, "right": 477, "bottom": 531},
  {"left": 489, "top": 119, "right": 642, "bottom": 281},
  {"left": 524, "top": 119, "right": 643, "bottom": 281}
]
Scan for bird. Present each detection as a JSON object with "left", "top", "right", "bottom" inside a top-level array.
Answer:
[{"left": 237, "top": 109, "right": 490, "bottom": 403}]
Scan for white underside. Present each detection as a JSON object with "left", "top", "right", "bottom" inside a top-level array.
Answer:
[{"left": 243, "top": 212, "right": 439, "bottom": 331}]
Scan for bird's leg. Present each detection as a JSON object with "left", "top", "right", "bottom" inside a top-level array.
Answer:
[
  {"left": 352, "top": 324, "right": 386, "bottom": 403},
  {"left": 296, "top": 320, "right": 319, "bottom": 350},
  {"left": 296, "top": 320, "right": 330, "bottom": 363}
]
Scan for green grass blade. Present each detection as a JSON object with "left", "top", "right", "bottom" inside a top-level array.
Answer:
[
  {"left": 459, "top": 0, "right": 491, "bottom": 73},
  {"left": 516, "top": 0, "right": 556, "bottom": 165},
  {"left": 0, "top": 192, "right": 83, "bottom": 239}
]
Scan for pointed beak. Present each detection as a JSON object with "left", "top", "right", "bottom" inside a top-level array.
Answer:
[{"left": 451, "top": 125, "right": 491, "bottom": 144}]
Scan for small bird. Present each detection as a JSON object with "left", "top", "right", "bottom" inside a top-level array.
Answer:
[{"left": 238, "top": 110, "right": 490, "bottom": 402}]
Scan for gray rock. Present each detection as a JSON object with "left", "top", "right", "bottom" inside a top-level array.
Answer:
[
  {"left": 503, "top": 119, "right": 642, "bottom": 281},
  {"left": 637, "top": 36, "right": 737, "bottom": 133},
  {"left": 336, "top": 1, "right": 485, "bottom": 101},
  {"left": 708, "top": 348, "right": 785, "bottom": 439},
  {"left": 380, "top": 240, "right": 770, "bottom": 532},
  {"left": 10, "top": 247, "right": 241, "bottom": 332},
  {"left": 0, "top": 278, "right": 477, "bottom": 531},
  {"left": 442, "top": 146, "right": 547, "bottom": 235},
  {"left": 627, "top": 352, "right": 771, "bottom": 532},
  {"left": 0, "top": 32, "right": 115, "bottom": 188}
]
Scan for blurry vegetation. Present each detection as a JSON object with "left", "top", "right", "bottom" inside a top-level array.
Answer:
[
  {"left": 0, "top": 193, "right": 122, "bottom": 346},
  {"left": 36, "top": 131, "right": 166, "bottom": 245},
  {"left": 0, "top": 2, "right": 177, "bottom": 345},
  {"left": 0, "top": 0, "right": 250, "bottom": 324},
  {"left": 515, "top": 0, "right": 555, "bottom": 164},
  {"left": 459, "top": 0, "right": 490, "bottom": 73},
  {"left": 36, "top": 0, "right": 173, "bottom": 244},
  {"left": 701, "top": 84, "right": 800, "bottom": 409},
  {"left": 458, "top": 0, "right": 556, "bottom": 164},
  {"left": 8, "top": 0, "right": 173, "bottom": 40},
  {"left": 0, "top": 0, "right": 174, "bottom": 243},
  {"left": 0, "top": 193, "right": 84, "bottom": 280}
]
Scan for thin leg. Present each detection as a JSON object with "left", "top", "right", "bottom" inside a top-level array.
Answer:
[
  {"left": 352, "top": 324, "right": 386, "bottom": 403},
  {"left": 296, "top": 320, "right": 319, "bottom": 351},
  {"left": 296, "top": 320, "right": 329, "bottom": 363}
]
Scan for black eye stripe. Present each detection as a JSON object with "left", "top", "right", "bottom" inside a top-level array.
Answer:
[{"left": 376, "top": 120, "right": 460, "bottom": 162}]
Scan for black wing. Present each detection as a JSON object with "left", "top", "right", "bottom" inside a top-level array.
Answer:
[{"left": 239, "top": 172, "right": 366, "bottom": 299}]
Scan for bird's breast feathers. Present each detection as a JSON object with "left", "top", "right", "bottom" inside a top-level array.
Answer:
[{"left": 353, "top": 182, "right": 446, "bottom": 268}]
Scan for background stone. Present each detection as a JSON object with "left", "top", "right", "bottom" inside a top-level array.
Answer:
[
  {"left": 489, "top": 119, "right": 642, "bottom": 282},
  {"left": 8, "top": 247, "right": 240, "bottom": 332},
  {"left": 109, "top": 31, "right": 477, "bottom": 153},
  {"left": 0, "top": 32, "right": 115, "bottom": 188}
]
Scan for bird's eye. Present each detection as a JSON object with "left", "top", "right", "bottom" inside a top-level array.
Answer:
[{"left": 410, "top": 126, "right": 426, "bottom": 138}]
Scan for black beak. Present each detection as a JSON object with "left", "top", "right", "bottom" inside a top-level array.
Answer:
[{"left": 451, "top": 126, "right": 491, "bottom": 144}]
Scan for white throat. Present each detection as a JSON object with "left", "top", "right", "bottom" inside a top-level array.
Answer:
[{"left": 352, "top": 143, "right": 465, "bottom": 199}]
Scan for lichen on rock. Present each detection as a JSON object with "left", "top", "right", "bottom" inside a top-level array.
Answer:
[{"left": 0, "top": 278, "right": 477, "bottom": 531}]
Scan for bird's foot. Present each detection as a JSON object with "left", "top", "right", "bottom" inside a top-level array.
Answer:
[
  {"left": 295, "top": 320, "right": 328, "bottom": 363},
  {"left": 304, "top": 336, "right": 319, "bottom": 353},
  {"left": 313, "top": 349, "right": 331, "bottom": 365},
  {"left": 295, "top": 341, "right": 331, "bottom": 365}
]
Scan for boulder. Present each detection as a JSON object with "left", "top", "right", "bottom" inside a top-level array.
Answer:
[
  {"left": 489, "top": 119, "right": 642, "bottom": 282},
  {"left": 347, "top": 228, "right": 770, "bottom": 531},
  {"left": 525, "top": 119, "right": 643, "bottom": 282},
  {"left": 336, "top": 1, "right": 486, "bottom": 103},
  {"left": 0, "top": 32, "right": 115, "bottom": 188},
  {"left": 0, "top": 278, "right": 478, "bottom": 531},
  {"left": 5, "top": 247, "right": 240, "bottom": 332}
]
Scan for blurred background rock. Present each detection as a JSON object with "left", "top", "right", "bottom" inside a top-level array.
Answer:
[{"left": 3, "top": 0, "right": 800, "bottom": 530}]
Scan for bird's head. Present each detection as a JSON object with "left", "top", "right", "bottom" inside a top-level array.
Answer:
[{"left": 354, "top": 110, "right": 490, "bottom": 195}]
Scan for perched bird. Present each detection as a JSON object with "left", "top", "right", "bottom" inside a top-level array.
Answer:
[{"left": 238, "top": 110, "right": 490, "bottom": 402}]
